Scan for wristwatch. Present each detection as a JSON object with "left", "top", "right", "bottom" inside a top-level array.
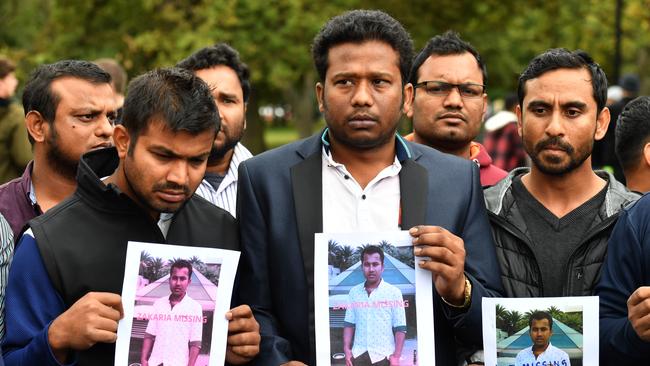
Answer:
[{"left": 441, "top": 275, "right": 472, "bottom": 309}]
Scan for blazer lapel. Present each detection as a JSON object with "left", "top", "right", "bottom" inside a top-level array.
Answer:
[
  {"left": 290, "top": 148, "right": 322, "bottom": 359},
  {"left": 291, "top": 148, "right": 323, "bottom": 280},
  {"left": 400, "top": 158, "right": 428, "bottom": 228}
]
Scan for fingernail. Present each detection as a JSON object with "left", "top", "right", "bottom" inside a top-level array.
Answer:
[
  {"left": 414, "top": 247, "right": 421, "bottom": 255},
  {"left": 409, "top": 227, "right": 418, "bottom": 234}
]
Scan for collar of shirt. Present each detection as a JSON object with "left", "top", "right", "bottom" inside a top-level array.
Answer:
[
  {"left": 158, "top": 212, "right": 174, "bottom": 238},
  {"left": 321, "top": 129, "right": 404, "bottom": 233}
]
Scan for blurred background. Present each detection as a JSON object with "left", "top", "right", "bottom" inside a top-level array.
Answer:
[{"left": 2, "top": 0, "right": 649, "bottom": 153}]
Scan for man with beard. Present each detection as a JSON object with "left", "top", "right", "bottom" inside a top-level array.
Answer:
[
  {"left": 237, "top": 10, "right": 503, "bottom": 365},
  {"left": 483, "top": 49, "right": 638, "bottom": 298},
  {"left": 0, "top": 60, "right": 116, "bottom": 240},
  {"left": 177, "top": 43, "right": 252, "bottom": 217},
  {"left": 2, "top": 68, "right": 260, "bottom": 366},
  {"left": 404, "top": 31, "right": 507, "bottom": 187}
]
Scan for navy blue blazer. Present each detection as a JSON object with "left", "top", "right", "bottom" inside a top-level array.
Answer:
[{"left": 236, "top": 132, "right": 503, "bottom": 365}]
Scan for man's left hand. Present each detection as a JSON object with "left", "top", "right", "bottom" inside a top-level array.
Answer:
[
  {"left": 224, "top": 305, "right": 260, "bottom": 364},
  {"left": 410, "top": 225, "right": 466, "bottom": 306},
  {"left": 389, "top": 354, "right": 400, "bottom": 365}
]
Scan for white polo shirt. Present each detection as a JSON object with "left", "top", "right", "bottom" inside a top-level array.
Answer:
[
  {"left": 321, "top": 146, "right": 401, "bottom": 233},
  {"left": 515, "top": 342, "right": 571, "bottom": 366},
  {"left": 145, "top": 294, "right": 204, "bottom": 366}
]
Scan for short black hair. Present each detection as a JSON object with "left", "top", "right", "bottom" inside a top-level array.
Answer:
[
  {"left": 176, "top": 43, "right": 251, "bottom": 103},
  {"left": 518, "top": 48, "right": 608, "bottom": 113},
  {"left": 170, "top": 259, "right": 193, "bottom": 279},
  {"left": 361, "top": 245, "right": 384, "bottom": 264},
  {"left": 122, "top": 67, "right": 219, "bottom": 149},
  {"left": 528, "top": 310, "right": 553, "bottom": 331},
  {"left": 311, "top": 9, "right": 413, "bottom": 85},
  {"left": 616, "top": 96, "right": 650, "bottom": 172},
  {"left": 22, "top": 60, "right": 112, "bottom": 132},
  {"left": 409, "top": 30, "right": 487, "bottom": 87}
]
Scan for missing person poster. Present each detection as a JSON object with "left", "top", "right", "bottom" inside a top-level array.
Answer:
[
  {"left": 314, "top": 231, "right": 435, "bottom": 366},
  {"left": 115, "top": 241, "right": 240, "bottom": 366},
  {"left": 482, "top": 296, "right": 599, "bottom": 366}
]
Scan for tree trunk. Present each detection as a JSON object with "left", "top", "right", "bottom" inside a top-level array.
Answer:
[
  {"left": 241, "top": 96, "right": 266, "bottom": 155},
  {"left": 287, "top": 71, "right": 317, "bottom": 139}
]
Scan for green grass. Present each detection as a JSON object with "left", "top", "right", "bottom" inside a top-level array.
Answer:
[{"left": 264, "top": 126, "right": 301, "bottom": 149}]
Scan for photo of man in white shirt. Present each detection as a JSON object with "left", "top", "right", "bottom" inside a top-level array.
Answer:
[
  {"left": 141, "top": 260, "right": 204, "bottom": 366},
  {"left": 515, "top": 311, "right": 570, "bottom": 366}
]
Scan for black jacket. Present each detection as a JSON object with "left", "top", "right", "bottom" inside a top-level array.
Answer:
[
  {"left": 483, "top": 168, "right": 638, "bottom": 297},
  {"left": 29, "top": 147, "right": 239, "bottom": 366}
]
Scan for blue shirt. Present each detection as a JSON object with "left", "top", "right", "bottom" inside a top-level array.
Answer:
[{"left": 2, "top": 230, "right": 74, "bottom": 366}]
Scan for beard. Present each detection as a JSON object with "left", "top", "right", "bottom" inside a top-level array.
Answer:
[
  {"left": 525, "top": 135, "right": 592, "bottom": 176},
  {"left": 207, "top": 123, "right": 244, "bottom": 165},
  {"left": 45, "top": 127, "right": 79, "bottom": 180},
  {"left": 123, "top": 155, "right": 191, "bottom": 215}
]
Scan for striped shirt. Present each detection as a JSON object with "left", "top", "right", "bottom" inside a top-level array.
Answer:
[
  {"left": 0, "top": 213, "right": 13, "bottom": 340},
  {"left": 195, "top": 143, "right": 252, "bottom": 217}
]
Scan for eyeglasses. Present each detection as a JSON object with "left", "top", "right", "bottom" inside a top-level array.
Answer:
[{"left": 414, "top": 80, "right": 486, "bottom": 98}]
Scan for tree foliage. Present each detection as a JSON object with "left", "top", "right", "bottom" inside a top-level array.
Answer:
[{"left": 2, "top": 0, "right": 649, "bottom": 151}]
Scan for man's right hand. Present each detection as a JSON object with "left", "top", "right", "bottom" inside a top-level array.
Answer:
[
  {"left": 628, "top": 286, "right": 650, "bottom": 341},
  {"left": 344, "top": 349, "right": 353, "bottom": 366},
  {"left": 48, "top": 292, "right": 124, "bottom": 362}
]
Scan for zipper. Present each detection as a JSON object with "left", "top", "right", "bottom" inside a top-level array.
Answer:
[{"left": 562, "top": 212, "right": 620, "bottom": 295}]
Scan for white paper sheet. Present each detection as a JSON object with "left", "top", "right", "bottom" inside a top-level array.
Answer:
[{"left": 114, "top": 241, "right": 240, "bottom": 366}]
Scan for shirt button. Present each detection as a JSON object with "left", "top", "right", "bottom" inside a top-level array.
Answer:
[
  {"left": 361, "top": 194, "right": 366, "bottom": 200},
  {"left": 344, "top": 175, "right": 350, "bottom": 180}
]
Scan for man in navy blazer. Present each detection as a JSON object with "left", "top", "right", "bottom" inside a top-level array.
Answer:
[{"left": 236, "top": 10, "right": 503, "bottom": 366}]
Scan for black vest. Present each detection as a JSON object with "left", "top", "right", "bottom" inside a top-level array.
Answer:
[{"left": 29, "top": 147, "right": 239, "bottom": 366}]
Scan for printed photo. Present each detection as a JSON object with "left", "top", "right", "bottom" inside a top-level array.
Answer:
[
  {"left": 315, "top": 231, "right": 435, "bottom": 366},
  {"left": 115, "top": 242, "right": 240, "bottom": 366},
  {"left": 482, "top": 297, "right": 599, "bottom": 366}
]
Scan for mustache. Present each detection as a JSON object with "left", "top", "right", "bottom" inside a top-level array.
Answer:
[
  {"left": 534, "top": 136, "right": 574, "bottom": 154},
  {"left": 152, "top": 182, "right": 190, "bottom": 195}
]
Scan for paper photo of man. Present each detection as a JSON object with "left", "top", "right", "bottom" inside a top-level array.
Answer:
[
  {"left": 514, "top": 311, "right": 571, "bottom": 366},
  {"left": 129, "top": 252, "right": 222, "bottom": 366},
  {"left": 140, "top": 259, "right": 205, "bottom": 366},
  {"left": 342, "top": 245, "right": 408, "bottom": 366},
  {"left": 481, "top": 297, "right": 599, "bottom": 366}
]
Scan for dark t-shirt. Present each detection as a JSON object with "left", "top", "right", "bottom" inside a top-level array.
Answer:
[
  {"left": 512, "top": 176, "right": 607, "bottom": 296},
  {"left": 203, "top": 172, "right": 225, "bottom": 191}
]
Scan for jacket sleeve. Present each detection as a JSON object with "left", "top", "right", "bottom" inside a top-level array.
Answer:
[
  {"left": 441, "top": 163, "right": 504, "bottom": 347},
  {"left": 235, "top": 162, "right": 293, "bottom": 365},
  {"left": 597, "top": 207, "right": 650, "bottom": 362},
  {"left": 2, "top": 231, "right": 76, "bottom": 366}
]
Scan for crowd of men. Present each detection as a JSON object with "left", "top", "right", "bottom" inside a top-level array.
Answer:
[{"left": 0, "top": 8, "right": 649, "bottom": 366}]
